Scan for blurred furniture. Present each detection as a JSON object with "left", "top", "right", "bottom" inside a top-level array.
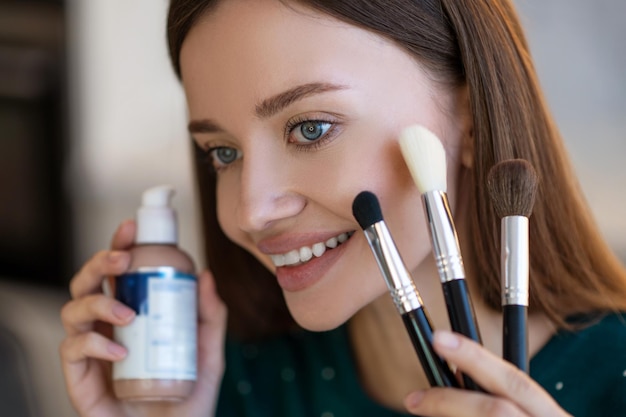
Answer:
[
  {"left": 0, "top": 2, "right": 77, "bottom": 415},
  {"left": 0, "top": 0, "right": 73, "bottom": 286}
]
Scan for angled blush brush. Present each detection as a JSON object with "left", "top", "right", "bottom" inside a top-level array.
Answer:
[
  {"left": 352, "top": 191, "right": 459, "bottom": 388},
  {"left": 399, "top": 125, "right": 482, "bottom": 391},
  {"left": 487, "top": 159, "right": 538, "bottom": 373}
]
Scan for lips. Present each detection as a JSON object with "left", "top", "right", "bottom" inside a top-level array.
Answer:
[{"left": 260, "top": 231, "right": 355, "bottom": 292}]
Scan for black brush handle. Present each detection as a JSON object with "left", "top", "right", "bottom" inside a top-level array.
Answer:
[
  {"left": 503, "top": 304, "right": 528, "bottom": 373},
  {"left": 442, "top": 279, "right": 484, "bottom": 391},
  {"left": 401, "top": 307, "right": 459, "bottom": 388}
]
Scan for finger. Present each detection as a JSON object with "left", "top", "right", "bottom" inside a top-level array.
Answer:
[
  {"left": 198, "top": 269, "right": 227, "bottom": 326},
  {"left": 60, "top": 331, "right": 127, "bottom": 365},
  {"left": 61, "top": 294, "right": 136, "bottom": 336},
  {"left": 196, "top": 270, "right": 228, "bottom": 389},
  {"left": 106, "top": 220, "right": 136, "bottom": 295},
  {"left": 405, "top": 388, "right": 527, "bottom": 417},
  {"left": 432, "top": 330, "right": 569, "bottom": 416},
  {"left": 70, "top": 250, "right": 130, "bottom": 299},
  {"left": 110, "top": 219, "right": 136, "bottom": 250}
]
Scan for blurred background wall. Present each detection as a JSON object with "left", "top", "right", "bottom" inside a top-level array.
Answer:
[
  {"left": 519, "top": 1, "right": 626, "bottom": 257},
  {"left": 0, "top": 1, "right": 624, "bottom": 416}
]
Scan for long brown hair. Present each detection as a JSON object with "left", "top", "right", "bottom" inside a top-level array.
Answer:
[{"left": 168, "top": 0, "right": 626, "bottom": 339}]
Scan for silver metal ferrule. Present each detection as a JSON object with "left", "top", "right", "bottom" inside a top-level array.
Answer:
[
  {"left": 422, "top": 191, "right": 466, "bottom": 282},
  {"left": 501, "top": 216, "right": 529, "bottom": 306},
  {"left": 364, "top": 221, "right": 423, "bottom": 314}
]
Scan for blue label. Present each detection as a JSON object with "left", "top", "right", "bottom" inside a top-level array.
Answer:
[{"left": 115, "top": 267, "right": 196, "bottom": 315}]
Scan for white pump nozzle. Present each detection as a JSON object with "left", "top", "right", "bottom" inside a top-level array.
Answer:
[{"left": 135, "top": 185, "right": 178, "bottom": 244}]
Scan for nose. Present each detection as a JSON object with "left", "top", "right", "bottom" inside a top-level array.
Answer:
[{"left": 236, "top": 146, "right": 306, "bottom": 233}]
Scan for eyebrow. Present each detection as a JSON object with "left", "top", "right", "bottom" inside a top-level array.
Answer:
[
  {"left": 188, "top": 119, "right": 222, "bottom": 134},
  {"left": 255, "top": 82, "right": 347, "bottom": 118},
  {"left": 188, "top": 82, "right": 347, "bottom": 134}
]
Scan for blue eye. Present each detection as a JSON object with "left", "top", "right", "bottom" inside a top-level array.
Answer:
[
  {"left": 209, "top": 146, "right": 241, "bottom": 169},
  {"left": 291, "top": 120, "right": 332, "bottom": 143}
]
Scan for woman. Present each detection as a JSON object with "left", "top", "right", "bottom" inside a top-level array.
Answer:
[{"left": 60, "top": 0, "right": 626, "bottom": 416}]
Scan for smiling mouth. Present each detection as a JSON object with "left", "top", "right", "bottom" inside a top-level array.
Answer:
[{"left": 270, "top": 231, "right": 355, "bottom": 268}]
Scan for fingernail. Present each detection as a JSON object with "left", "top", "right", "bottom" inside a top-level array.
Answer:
[
  {"left": 435, "top": 330, "right": 461, "bottom": 349},
  {"left": 406, "top": 390, "right": 425, "bottom": 408},
  {"left": 113, "top": 303, "right": 135, "bottom": 321},
  {"left": 117, "top": 219, "right": 134, "bottom": 232},
  {"left": 108, "top": 342, "right": 127, "bottom": 358}
]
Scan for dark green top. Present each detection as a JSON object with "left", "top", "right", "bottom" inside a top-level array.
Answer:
[{"left": 216, "top": 313, "right": 626, "bottom": 417}]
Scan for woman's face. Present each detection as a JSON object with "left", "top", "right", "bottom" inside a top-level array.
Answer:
[{"left": 181, "top": 0, "right": 470, "bottom": 330}]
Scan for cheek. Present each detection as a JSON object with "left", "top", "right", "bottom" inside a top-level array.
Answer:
[
  {"left": 357, "top": 140, "right": 434, "bottom": 273},
  {"left": 291, "top": 128, "right": 418, "bottom": 219},
  {"left": 339, "top": 137, "right": 432, "bottom": 273},
  {"left": 215, "top": 175, "right": 245, "bottom": 247}
]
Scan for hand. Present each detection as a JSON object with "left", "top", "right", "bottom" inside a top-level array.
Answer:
[
  {"left": 404, "top": 330, "right": 572, "bottom": 417},
  {"left": 59, "top": 220, "right": 228, "bottom": 417}
]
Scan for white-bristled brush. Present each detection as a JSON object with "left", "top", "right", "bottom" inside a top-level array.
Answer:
[{"left": 399, "top": 125, "right": 482, "bottom": 391}]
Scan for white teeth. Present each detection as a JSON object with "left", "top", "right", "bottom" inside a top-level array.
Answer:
[
  {"left": 284, "top": 250, "right": 300, "bottom": 265},
  {"left": 273, "top": 254, "right": 285, "bottom": 267},
  {"left": 299, "top": 246, "right": 313, "bottom": 262},
  {"left": 312, "top": 242, "right": 326, "bottom": 257},
  {"left": 270, "top": 232, "right": 353, "bottom": 267}
]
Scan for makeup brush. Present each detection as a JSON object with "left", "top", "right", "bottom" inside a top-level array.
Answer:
[
  {"left": 399, "top": 125, "right": 482, "bottom": 391},
  {"left": 487, "top": 159, "right": 538, "bottom": 373},
  {"left": 352, "top": 191, "right": 459, "bottom": 388}
]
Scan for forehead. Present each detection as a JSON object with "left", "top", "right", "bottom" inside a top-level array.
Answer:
[
  {"left": 181, "top": 0, "right": 380, "bottom": 66},
  {"left": 179, "top": 0, "right": 422, "bottom": 114}
]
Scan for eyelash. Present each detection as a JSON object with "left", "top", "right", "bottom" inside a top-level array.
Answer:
[
  {"left": 284, "top": 115, "right": 339, "bottom": 151},
  {"left": 195, "top": 142, "right": 234, "bottom": 174}
]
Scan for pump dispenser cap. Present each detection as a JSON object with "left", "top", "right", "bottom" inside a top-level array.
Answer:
[{"left": 136, "top": 185, "right": 178, "bottom": 244}]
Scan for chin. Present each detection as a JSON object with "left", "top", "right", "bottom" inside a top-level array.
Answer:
[
  {"left": 282, "top": 278, "right": 387, "bottom": 332},
  {"left": 287, "top": 302, "right": 353, "bottom": 332}
]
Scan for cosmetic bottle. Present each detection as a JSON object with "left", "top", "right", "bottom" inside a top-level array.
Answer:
[{"left": 113, "top": 185, "right": 197, "bottom": 402}]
